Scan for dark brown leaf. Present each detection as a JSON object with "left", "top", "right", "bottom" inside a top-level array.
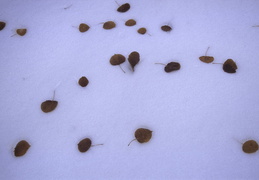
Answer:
[
  {"left": 199, "top": 56, "right": 214, "bottom": 63},
  {"left": 161, "top": 25, "right": 172, "bottom": 32},
  {"left": 223, "top": 59, "right": 237, "bottom": 73},
  {"left": 78, "top": 76, "right": 89, "bottom": 87},
  {"left": 103, "top": 21, "right": 116, "bottom": 30},
  {"left": 164, "top": 62, "right": 181, "bottom": 72},
  {"left": 78, "top": 138, "right": 92, "bottom": 153},
  {"left": 137, "top": 28, "right": 146, "bottom": 35},
  {"left": 125, "top": 19, "right": 136, "bottom": 26},
  {"left": 128, "top": 51, "right": 140, "bottom": 71},
  {"left": 242, "top": 140, "right": 258, "bottom": 153},
  {"left": 135, "top": 128, "right": 152, "bottom": 143},
  {"left": 0, "top": 21, "right": 6, "bottom": 31},
  {"left": 16, "top": 29, "right": 27, "bottom": 36},
  {"left": 117, "top": 3, "right": 130, "bottom": 13},
  {"left": 41, "top": 100, "right": 58, "bottom": 113},
  {"left": 79, "top": 23, "right": 90, "bottom": 32},
  {"left": 14, "top": 140, "right": 30, "bottom": 157},
  {"left": 110, "top": 54, "right": 126, "bottom": 65}
]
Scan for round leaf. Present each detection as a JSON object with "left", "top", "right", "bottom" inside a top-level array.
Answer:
[
  {"left": 164, "top": 62, "right": 181, "bottom": 72},
  {"left": 135, "top": 128, "right": 152, "bottom": 143},
  {"left": 14, "top": 140, "right": 30, "bottom": 157},
  {"left": 223, "top": 59, "right": 237, "bottom": 73},
  {"left": 78, "top": 138, "right": 92, "bottom": 153},
  {"left": 128, "top": 51, "right": 140, "bottom": 71},
  {"left": 103, "top": 21, "right": 116, "bottom": 30},
  {"left": 78, "top": 76, "right": 89, "bottom": 87},
  {"left": 242, "top": 140, "right": 258, "bottom": 153},
  {"left": 41, "top": 100, "right": 58, "bottom": 113},
  {"left": 79, "top": 23, "right": 90, "bottom": 32},
  {"left": 110, "top": 54, "right": 126, "bottom": 65},
  {"left": 117, "top": 3, "right": 130, "bottom": 13}
]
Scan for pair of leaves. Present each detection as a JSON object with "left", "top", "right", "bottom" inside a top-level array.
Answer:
[
  {"left": 79, "top": 23, "right": 90, "bottom": 32},
  {"left": 117, "top": 3, "right": 130, "bottom": 13},
  {"left": 125, "top": 19, "right": 136, "bottom": 26},
  {"left": 0, "top": 21, "right": 6, "bottom": 31},
  {"left": 103, "top": 21, "right": 116, "bottom": 30},
  {"left": 242, "top": 140, "right": 258, "bottom": 154},
  {"left": 78, "top": 76, "right": 89, "bottom": 87},
  {"left": 161, "top": 25, "right": 172, "bottom": 32},
  {"left": 110, "top": 52, "right": 140, "bottom": 72},
  {"left": 14, "top": 140, "right": 30, "bottom": 157},
  {"left": 128, "top": 128, "right": 152, "bottom": 146}
]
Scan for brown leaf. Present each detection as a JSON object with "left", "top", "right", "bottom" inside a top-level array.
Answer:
[
  {"left": 117, "top": 3, "right": 130, "bottom": 13},
  {"left": 78, "top": 138, "right": 92, "bottom": 153},
  {"left": 223, "top": 59, "right": 237, "bottom": 73},
  {"left": 128, "top": 51, "right": 140, "bottom": 71},
  {"left": 79, "top": 23, "right": 90, "bottom": 32},
  {"left": 242, "top": 140, "right": 258, "bottom": 153},
  {"left": 103, "top": 21, "right": 116, "bottom": 30},
  {"left": 14, "top": 140, "right": 30, "bottom": 157},
  {"left": 164, "top": 62, "right": 181, "bottom": 72},
  {"left": 41, "top": 100, "right": 58, "bottom": 113},
  {"left": 199, "top": 56, "right": 214, "bottom": 63},
  {"left": 110, "top": 54, "right": 126, "bottom": 65},
  {"left": 78, "top": 76, "right": 89, "bottom": 87},
  {"left": 137, "top": 28, "right": 147, "bottom": 35},
  {"left": 125, "top": 19, "right": 136, "bottom": 26},
  {"left": 0, "top": 21, "right": 6, "bottom": 31},
  {"left": 135, "top": 128, "right": 152, "bottom": 143},
  {"left": 161, "top": 25, "right": 172, "bottom": 32},
  {"left": 16, "top": 29, "right": 27, "bottom": 36}
]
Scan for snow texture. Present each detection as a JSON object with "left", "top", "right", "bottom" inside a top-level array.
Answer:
[{"left": 1, "top": 0, "right": 259, "bottom": 179}]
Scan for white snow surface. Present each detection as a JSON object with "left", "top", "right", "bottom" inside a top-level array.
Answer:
[{"left": 1, "top": 0, "right": 259, "bottom": 179}]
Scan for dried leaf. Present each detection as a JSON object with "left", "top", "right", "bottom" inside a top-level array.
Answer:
[
  {"left": 125, "top": 19, "right": 136, "bottom": 26},
  {"left": 78, "top": 76, "right": 89, "bottom": 87},
  {"left": 0, "top": 21, "right": 6, "bottom": 31},
  {"left": 117, "top": 3, "right": 130, "bottom": 12},
  {"left": 199, "top": 56, "right": 214, "bottom": 63},
  {"left": 128, "top": 51, "right": 140, "bottom": 71},
  {"left": 161, "top": 25, "right": 172, "bottom": 32},
  {"left": 79, "top": 23, "right": 90, "bottom": 32},
  {"left": 14, "top": 140, "right": 30, "bottom": 157},
  {"left": 164, "top": 62, "right": 181, "bottom": 72},
  {"left": 199, "top": 47, "right": 214, "bottom": 63},
  {"left": 103, "top": 21, "right": 116, "bottom": 30},
  {"left": 242, "top": 140, "right": 258, "bottom": 153},
  {"left": 41, "top": 100, "right": 58, "bottom": 113},
  {"left": 137, "top": 28, "right": 146, "bottom": 35},
  {"left": 110, "top": 54, "right": 126, "bottom": 65},
  {"left": 223, "top": 59, "right": 237, "bottom": 73},
  {"left": 78, "top": 138, "right": 92, "bottom": 153},
  {"left": 16, "top": 29, "right": 27, "bottom": 36},
  {"left": 135, "top": 128, "right": 152, "bottom": 143}
]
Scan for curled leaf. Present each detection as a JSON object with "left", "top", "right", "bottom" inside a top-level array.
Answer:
[
  {"left": 199, "top": 56, "right": 214, "bottom": 63},
  {"left": 242, "top": 140, "right": 258, "bottom": 153},
  {"left": 137, "top": 28, "right": 146, "bottom": 35},
  {"left": 103, "top": 21, "right": 116, "bottom": 30},
  {"left": 164, "top": 62, "right": 181, "bottom": 72},
  {"left": 78, "top": 138, "right": 92, "bottom": 153},
  {"left": 125, "top": 19, "right": 136, "bottom": 26},
  {"left": 78, "top": 76, "right": 89, "bottom": 87},
  {"left": 14, "top": 140, "right": 30, "bottom": 157},
  {"left": 128, "top": 51, "right": 140, "bottom": 71},
  {"left": 223, "top": 59, "right": 237, "bottom": 73},
  {"left": 79, "top": 23, "right": 90, "bottom": 32},
  {"left": 117, "top": 3, "right": 130, "bottom": 12},
  {"left": 0, "top": 21, "right": 6, "bottom": 31},
  {"left": 161, "top": 25, "right": 172, "bottom": 32},
  {"left": 16, "top": 29, "right": 27, "bottom": 36},
  {"left": 41, "top": 100, "right": 58, "bottom": 113}
]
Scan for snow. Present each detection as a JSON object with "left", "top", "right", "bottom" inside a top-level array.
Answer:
[{"left": 1, "top": 0, "right": 259, "bottom": 179}]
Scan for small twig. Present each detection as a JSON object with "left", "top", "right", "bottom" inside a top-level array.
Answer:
[
  {"left": 64, "top": 4, "right": 72, "bottom": 10},
  {"left": 155, "top": 63, "right": 166, "bottom": 66},
  {"left": 205, "top": 47, "right": 210, "bottom": 56},
  {"left": 252, "top": 25, "right": 259, "bottom": 27},
  {"left": 119, "top": 65, "right": 126, "bottom": 73}
]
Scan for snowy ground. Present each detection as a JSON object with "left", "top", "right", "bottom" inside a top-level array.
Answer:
[{"left": 1, "top": 0, "right": 259, "bottom": 179}]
